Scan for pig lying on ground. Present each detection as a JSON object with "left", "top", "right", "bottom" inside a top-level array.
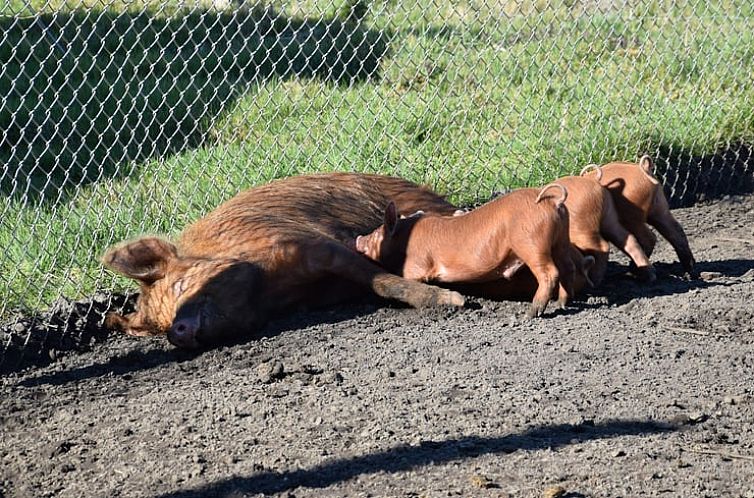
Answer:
[
  {"left": 555, "top": 168, "right": 655, "bottom": 285},
  {"left": 355, "top": 183, "right": 576, "bottom": 318},
  {"left": 103, "top": 173, "right": 465, "bottom": 349},
  {"left": 582, "top": 156, "right": 697, "bottom": 279}
]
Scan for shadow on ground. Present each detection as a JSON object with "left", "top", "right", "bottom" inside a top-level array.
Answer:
[
  {"left": 0, "top": 5, "right": 388, "bottom": 202},
  {"left": 11, "top": 300, "right": 382, "bottom": 383},
  {"left": 655, "top": 142, "right": 754, "bottom": 208},
  {"left": 581, "top": 258, "right": 754, "bottom": 307},
  {"left": 0, "top": 292, "right": 134, "bottom": 376},
  {"left": 6, "top": 257, "right": 754, "bottom": 379},
  {"left": 152, "top": 418, "right": 675, "bottom": 497}
]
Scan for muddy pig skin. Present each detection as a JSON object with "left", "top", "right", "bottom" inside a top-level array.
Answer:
[
  {"left": 103, "top": 173, "right": 465, "bottom": 349},
  {"left": 355, "top": 184, "right": 576, "bottom": 318},
  {"left": 583, "top": 156, "right": 697, "bottom": 278}
]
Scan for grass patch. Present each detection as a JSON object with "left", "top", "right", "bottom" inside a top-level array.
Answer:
[{"left": 2, "top": 0, "right": 754, "bottom": 316}]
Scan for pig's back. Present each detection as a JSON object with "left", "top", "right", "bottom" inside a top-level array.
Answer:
[
  {"left": 179, "top": 173, "right": 455, "bottom": 258},
  {"left": 597, "top": 162, "right": 657, "bottom": 215},
  {"left": 555, "top": 176, "right": 604, "bottom": 230}
]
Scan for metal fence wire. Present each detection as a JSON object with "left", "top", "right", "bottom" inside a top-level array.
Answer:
[{"left": 1, "top": 0, "right": 753, "bottom": 367}]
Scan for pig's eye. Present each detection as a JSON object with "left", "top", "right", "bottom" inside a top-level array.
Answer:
[{"left": 172, "top": 279, "right": 186, "bottom": 297}]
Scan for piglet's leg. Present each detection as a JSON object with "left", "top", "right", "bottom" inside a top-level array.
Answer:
[
  {"left": 554, "top": 255, "right": 576, "bottom": 309},
  {"left": 647, "top": 193, "right": 697, "bottom": 278},
  {"left": 615, "top": 217, "right": 658, "bottom": 280},
  {"left": 523, "top": 259, "right": 560, "bottom": 318},
  {"left": 625, "top": 220, "right": 658, "bottom": 259},
  {"left": 650, "top": 215, "right": 696, "bottom": 278},
  {"left": 601, "top": 220, "right": 656, "bottom": 283},
  {"left": 305, "top": 242, "right": 465, "bottom": 308}
]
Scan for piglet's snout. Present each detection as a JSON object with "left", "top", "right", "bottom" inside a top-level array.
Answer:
[
  {"left": 355, "top": 235, "right": 366, "bottom": 252},
  {"left": 168, "top": 316, "right": 201, "bottom": 349},
  {"left": 355, "top": 233, "right": 380, "bottom": 259}
]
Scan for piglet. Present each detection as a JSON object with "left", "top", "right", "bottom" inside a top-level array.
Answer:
[
  {"left": 582, "top": 156, "right": 697, "bottom": 278},
  {"left": 555, "top": 167, "right": 656, "bottom": 285},
  {"left": 355, "top": 183, "right": 576, "bottom": 318}
]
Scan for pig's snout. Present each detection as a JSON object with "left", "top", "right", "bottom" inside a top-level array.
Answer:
[
  {"left": 355, "top": 235, "right": 372, "bottom": 255},
  {"left": 168, "top": 316, "right": 201, "bottom": 349},
  {"left": 355, "top": 232, "right": 383, "bottom": 260},
  {"left": 355, "top": 235, "right": 365, "bottom": 252}
]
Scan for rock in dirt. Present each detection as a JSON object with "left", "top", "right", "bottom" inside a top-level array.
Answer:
[
  {"left": 50, "top": 441, "right": 76, "bottom": 457},
  {"left": 469, "top": 474, "right": 498, "bottom": 489},
  {"left": 257, "top": 360, "right": 285, "bottom": 383},
  {"left": 543, "top": 485, "right": 567, "bottom": 498},
  {"left": 699, "top": 271, "right": 722, "bottom": 280},
  {"left": 671, "top": 411, "right": 709, "bottom": 425},
  {"left": 322, "top": 372, "right": 344, "bottom": 385}
]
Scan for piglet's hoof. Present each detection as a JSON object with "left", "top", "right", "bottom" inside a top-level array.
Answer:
[
  {"left": 682, "top": 267, "right": 700, "bottom": 281},
  {"left": 526, "top": 303, "right": 546, "bottom": 319},
  {"left": 635, "top": 266, "right": 657, "bottom": 284}
]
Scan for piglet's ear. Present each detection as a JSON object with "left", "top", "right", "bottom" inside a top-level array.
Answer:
[
  {"left": 384, "top": 201, "right": 400, "bottom": 237},
  {"left": 102, "top": 236, "right": 178, "bottom": 284}
]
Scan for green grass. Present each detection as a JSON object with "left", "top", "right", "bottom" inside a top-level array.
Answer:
[{"left": 2, "top": 0, "right": 754, "bottom": 315}]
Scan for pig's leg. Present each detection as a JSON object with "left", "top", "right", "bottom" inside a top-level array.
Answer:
[
  {"left": 553, "top": 246, "right": 576, "bottom": 309},
  {"left": 601, "top": 210, "right": 656, "bottom": 283},
  {"left": 522, "top": 256, "right": 560, "bottom": 318},
  {"left": 306, "top": 242, "right": 465, "bottom": 308},
  {"left": 556, "top": 277, "right": 570, "bottom": 309},
  {"left": 616, "top": 216, "right": 658, "bottom": 279},
  {"left": 587, "top": 252, "right": 608, "bottom": 288},
  {"left": 624, "top": 220, "right": 657, "bottom": 258},
  {"left": 647, "top": 193, "right": 697, "bottom": 278}
]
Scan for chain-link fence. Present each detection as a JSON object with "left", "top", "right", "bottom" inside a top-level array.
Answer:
[{"left": 1, "top": 0, "right": 753, "bottom": 369}]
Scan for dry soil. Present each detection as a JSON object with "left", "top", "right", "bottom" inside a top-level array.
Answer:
[{"left": 1, "top": 195, "right": 753, "bottom": 498}]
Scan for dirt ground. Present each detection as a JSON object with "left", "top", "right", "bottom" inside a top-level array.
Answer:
[{"left": 1, "top": 195, "right": 753, "bottom": 498}]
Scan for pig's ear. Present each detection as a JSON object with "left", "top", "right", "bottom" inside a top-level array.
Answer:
[
  {"left": 384, "top": 201, "right": 399, "bottom": 237},
  {"left": 102, "top": 237, "right": 178, "bottom": 284}
]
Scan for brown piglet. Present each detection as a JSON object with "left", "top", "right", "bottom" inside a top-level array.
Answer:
[
  {"left": 355, "top": 183, "right": 576, "bottom": 318},
  {"left": 556, "top": 168, "right": 655, "bottom": 285},
  {"left": 582, "top": 156, "right": 697, "bottom": 278},
  {"left": 103, "top": 173, "right": 465, "bottom": 349}
]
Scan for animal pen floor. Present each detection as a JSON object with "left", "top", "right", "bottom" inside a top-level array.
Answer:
[{"left": 1, "top": 195, "right": 753, "bottom": 498}]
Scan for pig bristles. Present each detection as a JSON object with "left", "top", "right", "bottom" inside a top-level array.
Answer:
[
  {"left": 638, "top": 155, "right": 661, "bottom": 185},
  {"left": 535, "top": 183, "right": 568, "bottom": 208},
  {"left": 579, "top": 163, "right": 603, "bottom": 181}
]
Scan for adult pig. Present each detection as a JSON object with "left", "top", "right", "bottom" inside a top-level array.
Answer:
[{"left": 103, "top": 173, "right": 465, "bottom": 348}]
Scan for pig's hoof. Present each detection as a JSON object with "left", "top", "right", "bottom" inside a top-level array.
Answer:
[
  {"left": 125, "top": 329, "right": 152, "bottom": 337},
  {"left": 439, "top": 290, "right": 465, "bottom": 307},
  {"left": 636, "top": 266, "right": 657, "bottom": 283},
  {"left": 683, "top": 268, "right": 699, "bottom": 281},
  {"left": 526, "top": 304, "right": 545, "bottom": 319}
]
